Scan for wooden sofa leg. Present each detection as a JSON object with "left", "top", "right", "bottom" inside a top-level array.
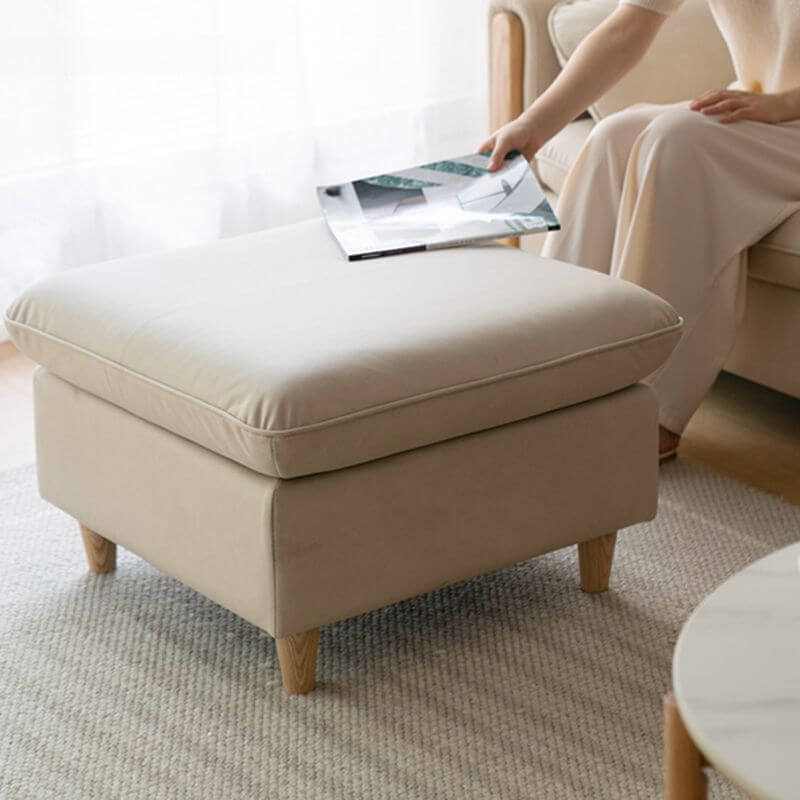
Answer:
[
  {"left": 664, "top": 692, "right": 708, "bottom": 800},
  {"left": 276, "top": 628, "right": 319, "bottom": 694},
  {"left": 578, "top": 531, "right": 617, "bottom": 592},
  {"left": 79, "top": 524, "right": 117, "bottom": 573}
]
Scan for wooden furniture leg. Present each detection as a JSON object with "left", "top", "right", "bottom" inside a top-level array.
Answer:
[
  {"left": 276, "top": 628, "right": 319, "bottom": 695},
  {"left": 79, "top": 523, "right": 117, "bottom": 573},
  {"left": 664, "top": 692, "right": 708, "bottom": 800},
  {"left": 577, "top": 531, "right": 617, "bottom": 592},
  {"left": 490, "top": 11, "right": 524, "bottom": 249}
]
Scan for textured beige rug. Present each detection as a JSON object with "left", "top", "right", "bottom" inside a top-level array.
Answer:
[{"left": 1, "top": 460, "right": 797, "bottom": 799}]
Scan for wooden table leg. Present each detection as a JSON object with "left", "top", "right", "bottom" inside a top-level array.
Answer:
[{"left": 664, "top": 692, "right": 708, "bottom": 800}]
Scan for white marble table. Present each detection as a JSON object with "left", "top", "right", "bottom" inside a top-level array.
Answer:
[{"left": 667, "top": 542, "right": 800, "bottom": 799}]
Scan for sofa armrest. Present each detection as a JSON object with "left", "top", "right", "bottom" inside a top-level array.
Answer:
[
  {"left": 488, "top": 0, "right": 562, "bottom": 248},
  {"left": 489, "top": 0, "right": 562, "bottom": 129}
]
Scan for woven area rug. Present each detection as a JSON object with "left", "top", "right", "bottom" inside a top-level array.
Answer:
[{"left": 1, "top": 460, "right": 798, "bottom": 800}]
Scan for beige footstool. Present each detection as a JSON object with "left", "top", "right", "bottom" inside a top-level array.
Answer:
[{"left": 5, "top": 219, "right": 680, "bottom": 693}]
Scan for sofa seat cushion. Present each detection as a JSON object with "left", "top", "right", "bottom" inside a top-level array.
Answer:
[
  {"left": 536, "top": 118, "right": 594, "bottom": 194},
  {"left": 748, "top": 212, "right": 800, "bottom": 292},
  {"left": 5, "top": 218, "right": 681, "bottom": 479}
]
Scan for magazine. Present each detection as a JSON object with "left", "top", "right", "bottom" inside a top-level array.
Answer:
[{"left": 317, "top": 151, "right": 559, "bottom": 261}]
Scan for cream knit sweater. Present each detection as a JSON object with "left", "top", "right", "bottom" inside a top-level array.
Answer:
[{"left": 622, "top": 0, "right": 800, "bottom": 93}]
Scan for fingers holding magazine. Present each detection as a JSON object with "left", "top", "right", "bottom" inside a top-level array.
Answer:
[{"left": 478, "top": 118, "right": 540, "bottom": 171}]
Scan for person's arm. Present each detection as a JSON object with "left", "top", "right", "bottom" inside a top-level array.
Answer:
[
  {"left": 480, "top": 4, "right": 666, "bottom": 171},
  {"left": 690, "top": 85, "right": 800, "bottom": 123}
]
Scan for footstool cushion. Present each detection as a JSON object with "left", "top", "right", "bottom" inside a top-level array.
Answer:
[{"left": 6, "top": 219, "right": 681, "bottom": 478}]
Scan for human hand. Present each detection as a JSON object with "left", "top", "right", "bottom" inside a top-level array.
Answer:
[
  {"left": 690, "top": 88, "right": 796, "bottom": 124},
  {"left": 478, "top": 117, "right": 541, "bottom": 171}
]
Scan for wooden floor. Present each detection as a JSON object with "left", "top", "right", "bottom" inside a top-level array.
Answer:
[
  {"left": 0, "top": 342, "right": 37, "bottom": 471},
  {"left": 1, "top": 340, "right": 799, "bottom": 503},
  {"left": 681, "top": 371, "right": 800, "bottom": 504}
]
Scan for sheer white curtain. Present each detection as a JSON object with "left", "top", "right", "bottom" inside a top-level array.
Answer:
[{"left": 0, "top": 0, "right": 491, "bottom": 340}]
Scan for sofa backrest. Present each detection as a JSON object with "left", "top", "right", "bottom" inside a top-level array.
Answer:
[{"left": 548, "top": 0, "right": 735, "bottom": 119}]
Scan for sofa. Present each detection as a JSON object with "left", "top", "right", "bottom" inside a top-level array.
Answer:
[{"left": 489, "top": 0, "right": 800, "bottom": 400}]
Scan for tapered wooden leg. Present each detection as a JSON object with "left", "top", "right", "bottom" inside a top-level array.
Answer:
[
  {"left": 664, "top": 692, "right": 708, "bottom": 800},
  {"left": 79, "top": 524, "right": 116, "bottom": 573},
  {"left": 578, "top": 531, "right": 617, "bottom": 592},
  {"left": 276, "top": 628, "right": 319, "bottom": 694}
]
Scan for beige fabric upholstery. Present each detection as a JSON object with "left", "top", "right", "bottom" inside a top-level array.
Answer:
[
  {"left": 741, "top": 222, "right": 800, "bottom": 397},
  {"left": 536, "top": 118, "right": 594, "bottom": 194},
  {"left": 547, "top": 0, "right": 734, "bottom": 120},
  {"left": 748, "top": 214, "right": 800, "bottom": 292},
  {"left": 35, "top": 369, "right": 659, "bottom": 638},
  {"left": 536, "top": 118, "right": 588, "bottom": 194},
  {"left": 7, "top": 218, "right": 680, "bottom": 479},
  {"left": 35, "top": 369, "right": 278, "bottom": 635},
  {"left": 725, "top": 278, "right": 800, "bottom": 399}
]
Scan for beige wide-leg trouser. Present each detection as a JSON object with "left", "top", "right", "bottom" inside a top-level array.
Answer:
[{"left": 542, "top": 103, "right": 800, "bottom": 433}]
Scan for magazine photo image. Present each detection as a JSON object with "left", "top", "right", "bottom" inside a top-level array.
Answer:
[{"left": 318, "top": 151, "right": 559, "bottom": 260}]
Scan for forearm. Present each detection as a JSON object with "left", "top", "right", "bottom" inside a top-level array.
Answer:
[
  {"left": 521, "top": 6, "right": 665, "bottom": 146},
  {"left": 776, "top": 87, "right": 800, "bottom": 122}
]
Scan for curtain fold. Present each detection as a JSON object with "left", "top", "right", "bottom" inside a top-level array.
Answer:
[{"left": 1, "top": 0, "right": 490, "bottom": 339}]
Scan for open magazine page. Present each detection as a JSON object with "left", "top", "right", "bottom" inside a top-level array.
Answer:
[{"left": 318, "top": 152, "right": 559, "bottom": 260}]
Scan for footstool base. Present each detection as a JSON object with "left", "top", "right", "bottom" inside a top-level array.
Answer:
[{"left": 36, "top": 368, "right": 657, "bottom": 691}]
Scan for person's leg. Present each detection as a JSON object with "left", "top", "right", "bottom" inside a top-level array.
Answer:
[
  {"left": 610, "top": 106, "right": 800, "bottom": 435},
  {"left": 542, "top": 105, "right": 661, "bottom": 273},
  {"left": 651, "top": 252, "right": 746, "bottom": 436}
]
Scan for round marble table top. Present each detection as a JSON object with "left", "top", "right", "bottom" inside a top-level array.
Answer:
[{"left": 673, "top": 541, "right": 800, "bottom": 800}]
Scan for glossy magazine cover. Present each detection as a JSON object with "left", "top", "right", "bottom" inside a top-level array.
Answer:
[{"left": 318, "top": 151, "right": 559, "bottom": 260}]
